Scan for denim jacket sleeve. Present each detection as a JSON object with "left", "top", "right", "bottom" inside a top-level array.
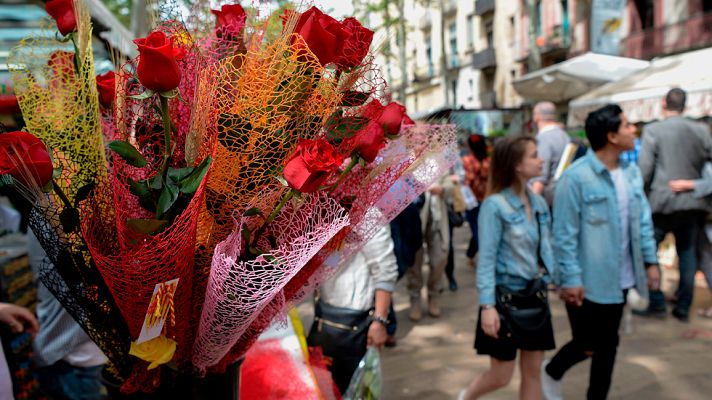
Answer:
[
  {"left": 552, "top": 173, "right": 584, "bottom": 288},
  {"left": 630, "top": 166, "right": 659, "bottom": 265},
  {"left": 476, "top": 197, "right": 503, "bottom": 305}
]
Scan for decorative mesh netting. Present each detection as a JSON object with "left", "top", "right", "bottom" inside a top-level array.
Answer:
[
  {"left": 8, "top": 5, "right": 132, "bottom": 378},
  {"left": 192, "top": 190, "right": 349, "bottom": 371},
  {"left": 4, "top": 0, "right": 460, "bottom": 391}
]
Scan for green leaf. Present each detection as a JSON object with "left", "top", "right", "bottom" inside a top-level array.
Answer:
[
  {"left": 177, "top": 156, "right": 212, "bottom": 194},
  {"left": 156, "top": 180, "right": 179, "bottom": 218},
  {"left": 358, "top": 156, "right": 366, "bottom": 168},
  {"left": 0, "top": 174, "right": 14, "bottom": 187},
  {"left": 108, "top": 140, "right": 147, "bottom": 168},
  {"left": 168, "top": 166, "right": 194, "bottom": 183},
  {"left": 73, "top": 182, "right": 95, "bottom": 206},
  {"left": 128, "top": 179, "right": 151, "bottom": 197},
  {"left": 340, "top": 91, "right": 370, "bottom": 107},
  {"left": 128, "top": 89, "right": 155, "bottom": 100},
  {"left": 126, "top": 218, "right": 168, "bottom": 235},
  {"left": 150, "top": 176, "right": 163, "bottom": 190},
  {"left": 52, "top": 166, "right": 62, "bottom": 179},
  {"left": 244, "top": 207, "right": 263, "bottom": 217},
  {"left": 385, "top": 133, "right": 400, "bottom": 140}
]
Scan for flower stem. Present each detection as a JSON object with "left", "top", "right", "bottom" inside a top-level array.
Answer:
[
  {"left": 330, "top": 155, "right": 359, "bottom": 192},
  {"left": 265, "top": 189, "right": 295, "bottom": 226},
  {"left": 159, "top": 95, "right": 173, "bottom": 180},
  {"left": 52, "top": 180, "right": 72, "bottom": 209},
  {"left": 70, "top": 33, "right": 82, "bottom": 74}
]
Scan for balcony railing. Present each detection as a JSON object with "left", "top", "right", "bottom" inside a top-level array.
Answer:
[
  {"left": 621, "top": 12, "right": 712, "bottom": 59},
  {"left": 475, "top": 0, "right": 495, "bottom": 16},
  {"left": 472, "top": 47, "right": 496, "bottom": 70}
]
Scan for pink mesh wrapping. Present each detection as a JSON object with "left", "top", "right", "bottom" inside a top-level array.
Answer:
[
  {"left": 245, "top": 123, "right": 458, "bottom": 345},
  {"left": 192, "top": 190, "right": 349, "bottom": 372}
]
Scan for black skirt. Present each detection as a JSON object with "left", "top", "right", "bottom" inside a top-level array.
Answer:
[{"left": 474, "top": 305, "right": 555, "bottom": 361}]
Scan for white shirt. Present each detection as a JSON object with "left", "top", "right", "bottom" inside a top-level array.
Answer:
[{"left": 611, "top": 168, "right": 635, "bottom": 289}]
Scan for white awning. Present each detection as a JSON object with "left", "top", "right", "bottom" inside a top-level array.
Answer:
[
  {"left": 568, "top": 46, "right": 712, "bottom": 126},
  {"left": 512, "top": 52, "right": 649, "bottom": 103}
]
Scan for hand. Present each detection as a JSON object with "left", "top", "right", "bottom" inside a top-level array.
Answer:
[
  {"left": 559, "top": 286, "right": 585, "bottom": 306},
  {"left": 0, "top": 303, "right": 39, "bottom": 337},
  {"left": 480, "top": 308, "right": 500, "bottom": 338},
  {"left": 428, "top": 183, "right": 444, "bottom": 196},
  {"left": 669, "top": 180, "right": 695, "bottom": 193},
  {"left": 647, "top": 266, "right": 661, "bottom": 291},
  {"left": 367, "top": 321, "right": 387, "bottom": 350}
]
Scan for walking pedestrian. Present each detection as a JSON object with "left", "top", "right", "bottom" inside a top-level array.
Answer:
[
  {"left": 531, "top": 102, "right": 570, "bottom": 206},
  {"left": 635, "top": 88, "right": 712, "bottom": 322},
  {"left": 541, "top": 104, "right": 660, "bottom": 400},
  {"left": 461, "top": 134, "right": 490, "bottom": 268},
  {"left": 460, "top": 136, "right": 556, "bottom": 400}
]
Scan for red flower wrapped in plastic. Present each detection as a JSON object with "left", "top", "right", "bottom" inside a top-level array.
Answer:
[
  {"left": 0, "top": 131, "right": 53, "bottom": 187},
  {"left": 378, "top": 102, "right": 413, "bottom": 135},
  {"left": 96, "top": 71, "right": 115, "bottom": 108},
  {"left": 335, "top": 17, "right": 374, "bottom": 69},
  {"left": 291, "top": 7, "right": 351, "bottom": 67},
  {"left": 212, "top": 4, "right": 247, "bottom": 33},
  {"left": 134, "top": 31, "right": 183, "bottom": 93},
  {"left": 48, "top": 50, "right": 74, "bottom": 77},
  {"left": 283, "top": 138, "right": 343, "bottom": 193},
  {"left": 45, "top": 0, "right": 77, "bottom": 36},
  {"left": 352, "top": 120, "right": 386, "bottom": 163}
]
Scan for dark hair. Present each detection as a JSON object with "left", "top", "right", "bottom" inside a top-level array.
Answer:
[
  {"left": 585, "top": 104, "right": 623, "bottom": 151},
  {"left": 665, "top": 88, "right": 686, "bottom": 112},
  {"left": 487, "top": 136, "right": 536, "bottom": 196},
  {"left": 467, "top": 134, "right": 488, "bottom": 161}
]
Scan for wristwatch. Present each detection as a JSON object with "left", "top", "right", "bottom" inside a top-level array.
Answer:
[
  {"left": 371, "top": 315, "right": 389, "bottom": 326},
  {"left": 481, "top": 304, "right": 495, "bottom": 310}
]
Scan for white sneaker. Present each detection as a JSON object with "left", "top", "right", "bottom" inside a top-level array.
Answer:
[{"left": 541, "top": 359, "right": 562, "bottom": 400}]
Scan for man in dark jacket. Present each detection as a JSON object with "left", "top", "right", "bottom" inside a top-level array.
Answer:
[{"left": 636, "top": 88, "right": 712, "bottom": 322}]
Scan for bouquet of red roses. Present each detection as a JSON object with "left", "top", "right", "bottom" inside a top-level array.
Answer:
[{"left": 1, "top": 0, "right": 457, "bottom": 394}]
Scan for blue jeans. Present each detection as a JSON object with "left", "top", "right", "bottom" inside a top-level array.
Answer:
[
  {"left": 648, "top": 211, "right": 705, "bottom": 317},
  {"left": 36, "top": 361, "right": 106, "bottom": 400}
]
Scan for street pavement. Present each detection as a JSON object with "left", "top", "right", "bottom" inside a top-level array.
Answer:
[{"left": 379, "top": 225, "right": 712, "bottom": 399}]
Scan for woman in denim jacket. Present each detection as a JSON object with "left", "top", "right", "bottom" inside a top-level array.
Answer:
[{"left": 460, "top": 136, "right": 557, "bottom": 400}]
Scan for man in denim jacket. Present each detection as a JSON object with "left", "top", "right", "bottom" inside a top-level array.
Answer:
[{"left": 541, "top": 104, "right": 660, "bottom": 400}]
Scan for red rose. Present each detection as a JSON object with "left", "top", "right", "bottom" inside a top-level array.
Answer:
[
  {"left": 134, "top": 31, "right": 183, "bottom": 93},
  {"left": 353, "top": 120, "right": 386, "bottom": 163},
  {"left": 335, "top": 17, "right": 374, "bottom": 69},
  {"left": 0, "top": 131, "right": 53, "bottom": 188},
  {"left": 284, "top": 138, "right": 343, "bottom": 193},
  {"left": 212, "top": 4, "right": 247, "bottom": 33},
  {"left": 378, "top": 102, "right": 410, "bottom": 136},
  {"left": 48, "top": 51, "right": 74, "bottom": 77},
  {"left": 46, "top": 0, "right": 77, "bottom": 36},
  {"left": 291, "top": 7, "right": 351, "bottom": 67},
  {"left": 96, "top": 71, "right": 115, "bottom": 108}
]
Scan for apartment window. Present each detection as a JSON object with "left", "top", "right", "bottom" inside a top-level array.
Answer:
[
  {"left": 449, "top": 22, "right": 458, "bottom": 67},
  {"left": 509, "top": 16, "right": 515, "bottom": 42},
  {"left": 535, "top": 0, "right": 543, "bottom": 37},
  {"left": 451, "top": 79, "right": 458, "bottom": 106},
  {"left": 704, "top": 0, "right": 712, "bottom": 12},
  {"left": 468, "top": 79, "right": 474, "bottom": 101},
  {"left": 561, "top": 0, "right": 569, "bottom": 38},
  {"left": 467, "top": 15, "right": 475, "bottom": 49},
  {"left": 634, "top": 0, "right": 655, "bottom": 30},
  {"left": 426, "top": 36, "right": 434, "bottom": 76},
  {"left": 485, "top": 21, "right": 494, "bottom": 48}
]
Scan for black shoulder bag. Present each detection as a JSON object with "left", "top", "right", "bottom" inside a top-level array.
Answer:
[{"left": 495, "top": 210, "right": 552, "bottom": 348}]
